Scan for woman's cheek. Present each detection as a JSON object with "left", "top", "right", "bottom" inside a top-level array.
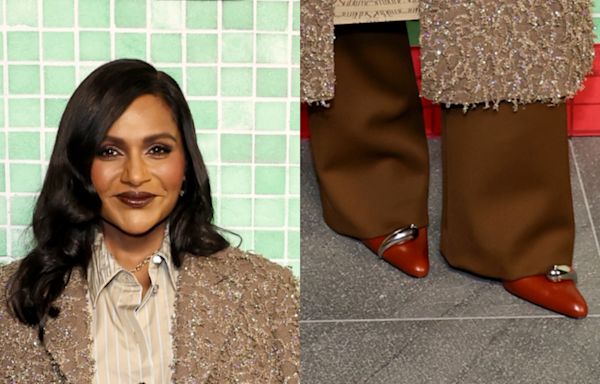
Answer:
[{"left": 91, "top": 161, "right": 121, "bottom": 195}]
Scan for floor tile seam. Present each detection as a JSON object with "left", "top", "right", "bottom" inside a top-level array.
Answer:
[
  {"left": 300, "top": 314, "right": 600, "bottom": 323},
  {"left": 569, "top": 140, "right": 600, "bottom": 261}
]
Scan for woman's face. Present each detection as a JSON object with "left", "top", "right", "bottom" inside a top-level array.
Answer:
[{"left": 91, "top": 94, "right": 186, "bottom": 236}]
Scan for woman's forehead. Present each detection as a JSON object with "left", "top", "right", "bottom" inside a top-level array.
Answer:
[{"left": 104, "top": 94, "right": 180, "bottom": 141}]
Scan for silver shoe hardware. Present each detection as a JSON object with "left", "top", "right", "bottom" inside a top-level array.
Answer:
[
  {"left": 546, "top": 265, "right": 577, "bottom": 283},
  {"left": 377, "top": 224, "right": 419, "bottom": 258}
]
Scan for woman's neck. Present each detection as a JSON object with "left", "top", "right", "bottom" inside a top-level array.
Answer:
[{"left": 101, "top": 220, "right": 167, "bottom": 271}]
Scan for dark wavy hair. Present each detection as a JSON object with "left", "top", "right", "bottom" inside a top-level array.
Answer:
[{"left": 6, "top": 59, "right": 229, "bottom": 327}]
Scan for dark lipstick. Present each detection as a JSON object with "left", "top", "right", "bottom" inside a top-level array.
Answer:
[{"left": 116, "top": 191, "right": 155, "bottom": 208}]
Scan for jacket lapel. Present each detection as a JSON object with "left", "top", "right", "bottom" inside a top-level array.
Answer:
[
  {"left": 171, "top": 251, "right": 245, "bottom": 383},
  {"left": 43, "top": 267, "right": 95, "bottom": 384}
]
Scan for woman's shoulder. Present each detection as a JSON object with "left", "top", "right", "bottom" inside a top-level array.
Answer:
[
  {"left": 184, "top": 246, "right": 298, "bottom": 289},
  {"left": 175, "top": 249, "right": 299, "bottom": 382},
  {"left": 0, "top": 260, "right": 20, "bottom": 308},
  {"left": 0, "top": 259, "right": 20, "bottom": 284},
  {"left": 0, "top": 260, "right": 33, "bottom": 333},
  {"left": 215, "top": 246, "right": 295, "bottom": 276},
  {"left": 0, "top": 260, "right": 21, "bottom": 320},
  {"left": 0, "top": 260, "right": 59, "bottom": 380}
]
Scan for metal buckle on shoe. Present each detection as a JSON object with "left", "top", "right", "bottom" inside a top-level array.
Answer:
[
  {"left": 546, "top": 265, "right": 577, "bottom": 283},
  {"left": 377, "top": 224, "right": 419, "bottom": 258}
]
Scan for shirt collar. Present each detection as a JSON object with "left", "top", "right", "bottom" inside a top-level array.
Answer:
[{"left": 87, "top": 224, "right": 178, "bottom": 306}]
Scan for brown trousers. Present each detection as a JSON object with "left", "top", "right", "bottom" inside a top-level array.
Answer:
[{"left": 309, "top": 22, "right": 574, "bottom": 280}]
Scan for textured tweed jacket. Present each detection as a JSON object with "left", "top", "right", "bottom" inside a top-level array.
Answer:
[
  {"left": 301, "top": 0, "right": 595, "bottom": 106},
  {"left": 0, "top": 247, "right": 299, "bottom": 383}
]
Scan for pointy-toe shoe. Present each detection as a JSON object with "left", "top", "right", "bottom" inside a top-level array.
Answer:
[
  {"left": 503, "top": 266, "right": 587, "bottom": 318},
  {"left": 362, "top": 225, "right": 429, "bottom": 278}
]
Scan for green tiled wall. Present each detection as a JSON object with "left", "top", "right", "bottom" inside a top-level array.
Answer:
[
  {"left": 0, "top": 0, "right": 300, "bottom": 276},
  {"left": 593, "top": 1, "right": 600, "bottom": 41}
]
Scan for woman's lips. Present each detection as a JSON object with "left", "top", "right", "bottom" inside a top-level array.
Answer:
[{"left": 116, "top": 192, "right": 156, "bottom": 208}]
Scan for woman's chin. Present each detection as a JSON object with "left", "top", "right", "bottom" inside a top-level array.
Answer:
[{"left": 102, "top": 217, "right": 167, "bottom": 238}]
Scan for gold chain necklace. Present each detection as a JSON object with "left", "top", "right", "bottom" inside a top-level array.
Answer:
[
  {"left": 127, "top": 245, "right": 163, "bottom": 273},
  {"left": 128, "top": 255, "right": 153, "bottom": 273}
]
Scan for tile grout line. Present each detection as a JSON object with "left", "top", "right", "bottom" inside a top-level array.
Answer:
[
  {"left": 300, "top": 314, "right": 600, "bottom": 324},
  {"left": 283, "top": 0, "right": 294, "bottom": 269},
  {"left": 38, "top": 0, "right": 45, "bottom": 190},
  {"left": 216, "top": 0, "right": 224, "bottom": 246},
  {"left": 569, "top": 140, "right": 600, "bottom": 261},
  {"left": 251, "top": 0, "right": 257, "bottom": 252},
  {"left": 2, "top": 0, "right": 11, "bottom": 258}
]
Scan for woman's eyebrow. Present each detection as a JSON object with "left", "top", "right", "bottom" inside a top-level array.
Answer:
[
  {"left": 142, "top": 133, "right": 178, "bottom": 144},
  {"left": 102, "top": 133, "right": 178, "bottom": 145}
]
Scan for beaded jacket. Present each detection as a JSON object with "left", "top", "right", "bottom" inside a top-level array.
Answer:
[
  {"left": 301, "top": 0, "right": 595, "bottom": 107},
  {"left": 0, "top": 247, "right": 299, "bottom": 383}
]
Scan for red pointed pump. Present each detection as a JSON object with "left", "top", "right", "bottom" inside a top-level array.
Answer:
[
  {"left": 503, "top": 266, "right": 588, "bottom": 318},
  {"left": 362, "top": 225, "right": 429, "bottom": 278}
]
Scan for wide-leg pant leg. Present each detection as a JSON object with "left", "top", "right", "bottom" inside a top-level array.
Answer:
[
  {"left": 309, "top": 21, "right": 429, "bottom": 239},
  {"left": 441, "top": 103, "right": 575, "bottom": 280}
]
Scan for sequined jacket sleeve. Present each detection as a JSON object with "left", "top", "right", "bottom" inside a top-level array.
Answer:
[
  {"left": 419, "top": 0, "right": 595, "bottom": 107},
  {"left": 301, "top": 0, "right": 335, "bottom": 103},
  {"left": 301, "top": 0, "right": 595, "bottom": 107},
  {"left": 205, "top": 250, "right": 300, "bottom": 384},
  {"left": 169, "top": 247, "right": 300, "bottom": 384},
  {"left": 0, "top": 262, "right": 62, "bottom": 383}
]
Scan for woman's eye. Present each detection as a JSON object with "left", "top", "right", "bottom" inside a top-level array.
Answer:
[
  {"left": 148, "top": 144, "right": 172, "bottom": 156},
  {"left": 97, "top": 146, "right": 120, "bottom": 158}
]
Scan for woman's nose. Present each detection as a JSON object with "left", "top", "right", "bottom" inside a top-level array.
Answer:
[{"left": 120, "top": 155, "right": 151, "bottom": 185}]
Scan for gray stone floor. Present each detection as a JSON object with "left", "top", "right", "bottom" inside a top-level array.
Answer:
[{"left": 300, "top": 138, "right": 600, "bottom": 383}]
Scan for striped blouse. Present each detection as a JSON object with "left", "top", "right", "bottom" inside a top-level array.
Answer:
[{"left": 87, "top": 229, "right": 178, "bottom": 384}]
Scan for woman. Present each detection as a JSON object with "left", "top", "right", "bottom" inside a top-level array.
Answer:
[
  {"left": 302, "top": 1, "right": 593, "bottom": 317},
  {"left": 0, "top": 59, "right": 299, "bottom": 383}
]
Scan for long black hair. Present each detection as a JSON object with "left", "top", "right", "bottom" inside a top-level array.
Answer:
[{"left": 6, "top": 59, "right": 229, "bottom": 326}]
